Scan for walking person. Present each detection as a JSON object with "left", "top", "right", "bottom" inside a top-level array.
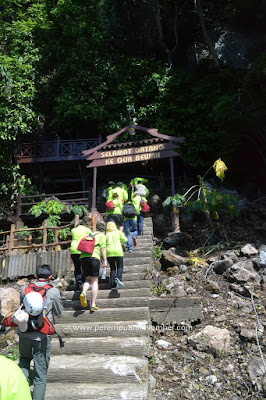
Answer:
[
  {"left": 106, "top": 222, "right": 127, "bottom": 290},
  {"left": 123, "top": 196, "right": 141, "bottom": 253},
  {"left": 70, "top": 220, "right": 91, "bottom": 291},
  {"left": 79, "top": 214, "right": 107, "bottom": 312},
  {"left": 0, "top": 355, "right": 32, "bottom": 400},
  {"left": 106, "top": 191, "right": 124, "bottom": 231},
  {"left": 18, "top": 264, "right": 63, "bottom": 400}
]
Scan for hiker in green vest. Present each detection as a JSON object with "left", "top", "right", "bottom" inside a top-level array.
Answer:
[
  {"left": 106, "top": 192, "right": 124, "bottom": 231},
  {"left": 106, "top": 222, "right": 127, "bottom": 290},
  {"left": 79, "top": 214, "right": 107, "bottom": 312},
  {"left": 0, "top": 355, "right": 32, "bottom": 400},
  {"left": 107, "top": 181, "right": 128, "bottom": 204},
  {"left": 70, "top": 221, "right": 92, "bottom": 291}
]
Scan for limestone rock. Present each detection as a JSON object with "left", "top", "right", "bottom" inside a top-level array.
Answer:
[
  {"left": 204, "top": 281, "right": 220, "bottom": 294},
  {"left": 149, "top": 195, "right": 163, "bottom": 213},
  {"left": 163, "top": 233, "right": 190, "bottom": 250},
  {"left": 153, "top": 214, "right": 171, "bottom": 237},
  {"left": 188, "top": 325, "right": 230, "bottom": 357},
  {"left": 0, "top": 288, "right": 20, "bottom": 318},
  {"left": 213, "top": 258, "right": 233, "bottom": 275},
  {"left": 160, "top": 249, "right": 187, "bottom": 270},
  {"left": 228, "top": 261, "right": 260, "bottom": 284},
  {"left": 248, "top": 357, "right": 266, "bottom": 383},
  {"left": 241, "top": 244, "right": 258, "bottom": 257}
]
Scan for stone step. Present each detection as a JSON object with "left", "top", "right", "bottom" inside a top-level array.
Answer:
[
  {"left": 124, "top": 249, "right": 153, "bottom": 258},
  {"left": 62, "top": 287, "right": 151, "bottom": 300},
  {"left": 45, "top": 382, "right": 149, "bottom": 400},
  {"left": 55, "top": 320, "right": 151, "bottom": 338},
  {"left": 123, "top": 258, "right": 152, "bottom": 267},
  {"left": 51, "top": 336, "right": 150, "bottom": 357},
  {"left": 67, "top": 279, "right": 151, "bottom": 291},
  {"left": 47, "top": 355, "right": 148, "bottom": 384},
  {"left": 62, "top": 296, "right": 150, "bottom": 310},
  {"left": 58, "top": 306, "right": 150, "bottom": 324},
  {"left": 99, "top": 264, "right": 150, "bottom": 274},
  {"left": 99, "top": 272, "right": 149, "bottom": 281}
]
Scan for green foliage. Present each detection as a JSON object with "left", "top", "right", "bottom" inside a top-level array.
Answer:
[
  {"left": 5, "top": 344, "right": 20, "bottom": 361},
  {"left": 151, "top": 282, "right": 169, "bottom": 297},
  {"left": 153, "top": 245, "right": 163, "bottom": 260},
  {"left": 162, "top": 194, "right": 186, "bottom": 208},
  {"left": 0, "top": 165, "right": 31, "bottom": 203},
  {"left": 58, "top": 227, "right": 70, "bottom": 241},
  {"left": 185, "top": 190, "right": 240, "bottom": 218},
  {"left": 29, "top": 200, "right": 70, "bottom": 217},
  {"left": 16, "top": 225, "right": 30, "bottom": 238},
  {"left": 72, "top": 205, "right": 89, "bottom": 218}
]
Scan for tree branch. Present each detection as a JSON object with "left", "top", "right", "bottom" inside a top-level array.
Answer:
[{"left": 194, "top": 0, "right": 219, "bottom": 67}]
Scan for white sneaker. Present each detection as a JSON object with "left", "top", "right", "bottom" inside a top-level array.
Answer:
[{"left": 115, "top": 278, "right": 124, "bottom": 289}]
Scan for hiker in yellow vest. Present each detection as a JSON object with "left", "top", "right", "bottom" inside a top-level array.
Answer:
[
  {"left": 79, "top": 214, "right": 107, "bottom": 312},
  {"left": 106, "top": 192, "right": 124, "bottom": 231},
  {"left": 70, "top": 221, "right": 92, "bottom": 291},
  {"left": 107, "top": 182, "right": 128, "bottom": 204},
  {"left": 0, "top": 355, "right": 32, "bottom": 400},
  {"left": 106, "top": 222, "right": 127, "bottom": 290}
]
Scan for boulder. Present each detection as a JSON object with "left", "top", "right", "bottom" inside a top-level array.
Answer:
[
  {"left": 149, "top": 195, "right": 163, "bottom": 213},
  {"left": 248, "top": 357, "right": 266, "bottom": 383},
  {"left": 160, "top": 249, "right": 188, "bottom": 270},
  {"left": 241, "top": 244, "right": 258, "bottom": 257},
  {"left": 188, "top": 325, "right": 230, "bottom": 357},
  {"left": 228, "top": 261, "right": 261, "bottom": 284},
  {"left": 213, "top": 258, "right": 233, "bottom": 275},
  {"left": 0, "top": 288, "right": 20, "bottom": 318},
  {"left": 153, "top": 214, "right": 171, "bottom": 237},
  {"left": 163, "top": 233, "right": 190, "bottom": 249}
]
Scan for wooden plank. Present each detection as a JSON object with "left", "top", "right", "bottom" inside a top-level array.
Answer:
[{"left": 87, "top": 149, "right": 179, "bottom": 168}]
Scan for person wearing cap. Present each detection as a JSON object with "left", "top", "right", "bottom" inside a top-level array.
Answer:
[
  {"left": 0, "top": 355, "right": 32, "bottom": 400},
  {"left": 79, "top": 213, "right": 107, "bottom": 311},
  {"left": 70, "top": 221, "right": 92, "bottom": 291},
  {"left": 18, "top": 264, "right": 63, "bottom": 400},
  {"left": 106, "top": 222, "right": 127, "bottom": 290}
]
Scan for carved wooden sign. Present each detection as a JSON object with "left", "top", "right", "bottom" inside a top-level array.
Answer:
[{"left": 87, "top": 147, "right": 179, "bottom": 168}]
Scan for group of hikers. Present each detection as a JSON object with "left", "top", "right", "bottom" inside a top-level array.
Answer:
[
  {"left": 1, "top": 177, "right": 150, "bottom": 400},
  {"left": 70, "top": 177, "right": 150, "bottom": 311}
]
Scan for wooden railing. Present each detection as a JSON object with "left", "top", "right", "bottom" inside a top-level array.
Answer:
[
  {"left": 17, "top": 137, "right": 99, "bottom": 163},
  {"left": 16, "top": 190, "right": 92, "bottom": 217},
  {"left": 0, "top": 215, "right": 80, "bottom": 255}
]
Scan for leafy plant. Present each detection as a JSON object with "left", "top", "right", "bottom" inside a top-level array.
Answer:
[
  {"left": 58, "top": 227, "right": 71, "bottom": 241},
  {"left": 16, "top": 226, "right": 30, "bottom": 238},
  {"left": 163, "top": 158, "right": 240, "bottom": 225},
  {"left": 153, "top": 245, "right": 163, "bottom": 259},
  {"left": 6, "top": 344, "right": 20, "bottom": 361},
  {"left": 72, "top": 205, "right": 89, "bottom": 218}
]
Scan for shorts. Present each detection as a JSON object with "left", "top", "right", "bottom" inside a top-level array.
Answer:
[
  {"left": 106, "top": 214, "right": 123, "bottom": 228},
  {"left": 81, "top": 257, "right": 100, "bottom": 277}
]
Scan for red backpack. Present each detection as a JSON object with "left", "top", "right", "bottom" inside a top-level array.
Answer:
[
  {"left": 4, "top": 283, "right": 55, "bottom": 335},
  {"left": 77, "top": 233, "right": 96, "bottom": 254},
  {"left": 105, "top": 201, "right": 115, "bottom": 211},
  {"left": 141, "top": 201, "right": 150, "bottom": 212}
]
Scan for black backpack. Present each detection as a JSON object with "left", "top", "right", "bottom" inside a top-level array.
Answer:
[{"left": 122, "top": 203, "right": 137, "bottom": 218}]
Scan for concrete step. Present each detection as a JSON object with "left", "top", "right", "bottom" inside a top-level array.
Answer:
[
  {"left": 62, "top": 297, "right": 150, "bottom": 310},
  {"left": 47, "top": 355, "right": 148, "bottom": 384},
  {"left": 51, "top": 336, "right": 150, "bottom": 357},
  {"left": 123, "top": 258, "right": 152, "bottom": 267},
  {"left": 67, "top": 280, "right": 151, "bottom": 291},
  {"left": 124, "top": 249, "right": 153, "bottom": 258},
  {"left": 45, "top": 382, "right": 149, "bottom": 399},
  {"left": 62, "top": 287, "right": 151, "bottom": 300},
  {"left": 55, "top": 320, "right": 151, "bottom": 338},
  {"left": 58, "top": 306, "right": 150, "bottom": 324},
  {"left": 99, "top": 272, "right": 149, "bottom": 281}
]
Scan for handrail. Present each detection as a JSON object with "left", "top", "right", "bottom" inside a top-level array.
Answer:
[{"left": 0, "top": 217, "right": 80, "bottom": 255}]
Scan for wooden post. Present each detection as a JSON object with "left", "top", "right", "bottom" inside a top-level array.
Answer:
[
  {"left": 42, "top": 220, "right": 48, "bottom": 251},
  {"left": 74, "top": 215, "right": 80, "bottom": 227},
  {"left": 92, "top": 166, "right": 97, "bottom": 211},
  {"left": 7, "top": 224, "right": 15, "bottom": 254},
  {"left": 55, "top": 228, "right": 60, "bottom": 251},
  {"left": 170, "top": 157, "right": 175, "bottom": 196},
  {"left": 92, "top": 213, "right": 97, "bottom": 232}
]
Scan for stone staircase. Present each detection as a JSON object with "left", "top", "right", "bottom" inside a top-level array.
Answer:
[{"left": 45, "top": 217, "right": 154, "bottom": 400}]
